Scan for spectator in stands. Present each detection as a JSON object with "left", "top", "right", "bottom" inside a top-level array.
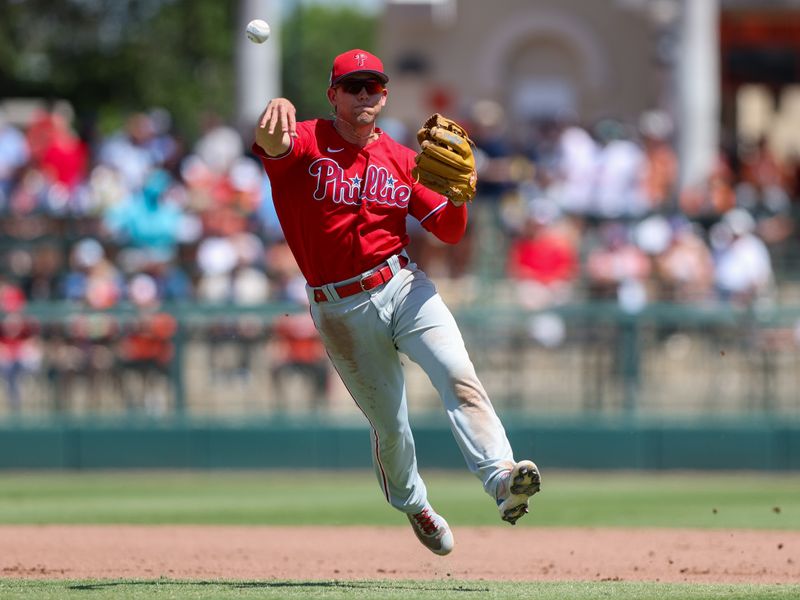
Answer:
[
  {"left": 43, "top": 312, "right": 118, "bottom": 412},
  {"left": 25, "top": 110, "right": 88, "bottom": 197},
  {"left": 740, "top": 136, "right": 794, "bottom": 196},
  {"left": 0, "top": 280, "right": 40, "bottom": 412},
  {"left": 6, "top": 163, "right": 47, "bottom": 215},
  {"left": 195, "top": 233, "right": 269, "bottom": 382},
  {"left": 6, "top": 99, "right": 800, "bottom": 418},
  {"left": 586, "top": 221, "right": 652, "bottom": 307},
  {"left": 97, "top": 111, "right": 159, "bottom": 193},
  {"left": 266, "top": 240, "right": 308, "bottom": 303},
  {"left": 194, "top": 112, "right": 244, "bottom": 177},
  {"left": 61, "top": 238, "right": 125, "bottom": 309},
  {"left": 180, "top": 152, "right": 261, "bottom": 240},
  {"left": 259, "top": 216, "right": 330, "bottom": 411},
  {"left": 507, "top": 199, "right": 579, "bottom": 309},
  {"left": 146, "top": 107, "right": 182, "bottom": 170},
  {"left": 736, "top": 137, "right": 795, "bottom": 250},
  {"left": 0, "top": 109, "right": 30, "bottom": 205},
  {"left": 652, "top": 218, "right": 716, "bottom": 303},
  {"left": 208, "top": 155, "right": 263, "bottom": 237},
  {"left": 19, "top": 243, "right": 64, "bottom": 301},
  {"left": 196, "top": 235, "right": 238, "bottom": 303},
  {"left": 84, "top": 162, "right": 129, "bottom": 216},
  {"left": 256, "top": 173, "right": 284, "bottom": 243},
  {"left": 116, "top": 273, "right": 177, "bottom": 413},
  {"left": 550, "top": 118, "right": 598, "bottom": 217},
  {"left": 590, "top": 119, "right": 647, "bottom": 219},
  {"left": 196, "top": 230, "right": 269, "bottom": 305},
  {"left": 138, "top": 256, "right": 193, "bottom": 303},
  {"left": 638, "top": 110, "right": 678, "bottom": 211},
  {"left": 269, "top": 311, "right": 330, "bottom": 412},
  {"left": 712, "top": 208, "right": 775, "bottom": 307},
  {"left": 679, "top": 149, "right": 737, "bottom": 221},
  {"left": 230, "top": 233, "right": 270, "bottom": 305},
  {"left": 469, "top": 100, "right": 517, "bottom": 203},
  {"left": 102, "top": 168, "right": 184, "bottom": 261},
  {"left": 0, "top": 278, "right": 26, "bottom": 314},
  {"left": 0, "top": 313, "right": 41, "bottom": 412}
]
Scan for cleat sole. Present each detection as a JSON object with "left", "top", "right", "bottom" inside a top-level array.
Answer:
[
  {"left": 501, "top": 502, "right": 528, "bottom": 525},
  {"left": 498, "top": 461, "right": 541, "bottom": 525},
  {"left": 510, "top": 463, "right": 541, "bottom": 497}
]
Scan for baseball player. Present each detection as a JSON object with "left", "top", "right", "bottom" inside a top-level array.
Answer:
[{"left": 253, "top": 49, "right": 540, "bottom": 556}]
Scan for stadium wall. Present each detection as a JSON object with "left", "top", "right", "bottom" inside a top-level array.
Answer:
[{"left": 1, "top": 416, "right": 798, "bottom": 470}]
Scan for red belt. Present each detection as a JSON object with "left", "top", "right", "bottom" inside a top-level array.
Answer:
[{"left": 312, "top": 256, "right": 409, "bottom": 303}]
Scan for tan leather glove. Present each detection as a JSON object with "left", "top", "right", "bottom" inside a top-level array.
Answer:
[{"left": 412, "top": 113, "right": 478, "bottom": 206}]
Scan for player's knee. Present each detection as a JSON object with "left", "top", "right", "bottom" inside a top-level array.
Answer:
[{"left": 377, "top": 424, "right": 413, "bottom": 449}]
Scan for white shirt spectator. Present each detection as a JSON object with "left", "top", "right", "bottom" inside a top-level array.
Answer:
[
  {"left": 713, "top": 209, "right": 774, "bottom": 302},
  {"left": 98, "top": 113, "right": 159, "bottom": 192},
  {"left": 98, "top": 133, "right": 155, "bottom": 193},
  {"left": 194, "top": 124, "right": 243, "bottom": 175},
  {"left": 592, "top": 139, "right": 647, "bottom": 218},
  {"left": 554, "top": 126, "right": 598, "bottom": 215}
]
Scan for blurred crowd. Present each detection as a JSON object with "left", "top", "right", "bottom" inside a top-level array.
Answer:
[
  {"left": 0, "top": 105, "right": 321, "bottom": 412},
  {"left": 1, "top": 99, "right": 799, "bottom": 412},
  {"left": 404, "top": 100, "right": 798, "bottom": 315},
  {"left": 0, "top": 107, "right": 304, "bottom": 309}
]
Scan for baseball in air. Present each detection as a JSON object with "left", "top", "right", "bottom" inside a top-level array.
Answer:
[{"left": 246, "top": 19, "right": 271, "bottom": 43}]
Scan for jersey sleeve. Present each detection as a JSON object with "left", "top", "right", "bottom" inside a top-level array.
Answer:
[
  {"left": 408, "top": 177, "right": 467, "bottom": 244},
  {"left": 251, "top": 120, "right": 312, "bottom": 177}
]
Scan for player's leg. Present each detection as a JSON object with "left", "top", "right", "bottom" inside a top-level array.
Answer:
[
  {"left": 309, "top": 294, "right": 428, "bottom": 514},
  {"left": 391, "top": 267, "right": 540, "bottom": 518},
  {"left": 310, "top": 282, "right": 454, "bottom": 554}
]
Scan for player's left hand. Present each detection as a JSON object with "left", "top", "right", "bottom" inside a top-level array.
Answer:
[{"left": 412, "top": 113, "right": 478, "bottom": 206}]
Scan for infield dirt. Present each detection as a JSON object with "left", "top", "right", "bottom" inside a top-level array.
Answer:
[{"left": 0, "top": 525, "right": 797, "bottom": 583}]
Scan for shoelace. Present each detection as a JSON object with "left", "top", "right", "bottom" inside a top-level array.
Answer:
[{"left": 412, "top": 508, "right": 437, "bottom": 535}]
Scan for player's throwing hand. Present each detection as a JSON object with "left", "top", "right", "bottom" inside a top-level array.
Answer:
[{"left": 256, "top": 98, "right": 298, "bottom": 156}]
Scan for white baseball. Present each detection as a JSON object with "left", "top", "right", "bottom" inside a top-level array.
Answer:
[{"left": 246, "top": 19, "right": 270, "bottom": 44}]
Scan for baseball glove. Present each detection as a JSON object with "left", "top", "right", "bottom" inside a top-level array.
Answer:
[{"left": 412, "top": 113, "right": 477, "bottom": 206}]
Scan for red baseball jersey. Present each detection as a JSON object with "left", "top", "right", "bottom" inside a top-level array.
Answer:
[{"left": 253, "top": 119, "right": 463, "bottom": 287}]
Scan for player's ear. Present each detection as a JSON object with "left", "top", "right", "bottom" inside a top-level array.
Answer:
[{"left": 326, "top": 86, "right": 337, "bottom": 108}]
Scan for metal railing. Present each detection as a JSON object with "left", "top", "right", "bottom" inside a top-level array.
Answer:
[{"left": 3, "top": 298, "right": 800, "bottom": 420}]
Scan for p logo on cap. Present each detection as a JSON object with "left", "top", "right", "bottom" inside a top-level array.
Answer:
[{"left": 330, "top": 49, "right": 389, "bottom": 86}]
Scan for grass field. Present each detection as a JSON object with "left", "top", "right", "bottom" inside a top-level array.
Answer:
[
  {"left": 1, "top": 579, "right": 799, "bottom": 600},
  {"left": 1, "top": 470, "right": 799, "bottom": 599},
  {"left": 0, "top": 470, "right": 797, "bottom": 528}
]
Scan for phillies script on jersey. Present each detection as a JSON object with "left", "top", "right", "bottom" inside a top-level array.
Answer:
[
  {"left": 253, "top": 119, "right": 450, "bottom": 286},
  {"left": 308, "top": 158, "right": 411, "bottom": 207}
]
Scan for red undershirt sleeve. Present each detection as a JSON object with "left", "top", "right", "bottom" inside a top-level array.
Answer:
[{"left": 418, "top": 199, "right": 468, "bottom": 244}]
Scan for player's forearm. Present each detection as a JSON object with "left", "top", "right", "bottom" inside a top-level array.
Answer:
[
  {"left": 425, "top": 202, "right": 468, "bottom": 244},
  {"left": 254, "top": 125, "right": 291, "bottom": 156}
]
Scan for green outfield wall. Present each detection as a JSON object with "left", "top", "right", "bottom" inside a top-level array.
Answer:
[{"left": 1, "top": 415, "right": 798, "bottom": 470}]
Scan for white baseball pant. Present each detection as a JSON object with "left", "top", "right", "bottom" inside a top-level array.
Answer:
[{"left": 307, "top": 255, "right": 515, "bottom": 513}]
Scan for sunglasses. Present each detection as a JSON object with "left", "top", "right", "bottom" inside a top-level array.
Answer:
[{"left": 338, "top": 79, "right": 385, "bottom": 95}]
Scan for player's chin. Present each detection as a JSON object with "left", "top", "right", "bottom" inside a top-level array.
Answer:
[{"left": 354, "top": 108, "right": 378, "bottom": 123}]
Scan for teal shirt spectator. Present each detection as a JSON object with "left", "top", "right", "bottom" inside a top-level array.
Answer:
[{"left": 104, "top": 169, "right": 182, "bottom": 258}]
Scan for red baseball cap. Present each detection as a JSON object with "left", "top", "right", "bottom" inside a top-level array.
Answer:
[{"left": 330, "top": 49, "right": 389, "bottom": 86}]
